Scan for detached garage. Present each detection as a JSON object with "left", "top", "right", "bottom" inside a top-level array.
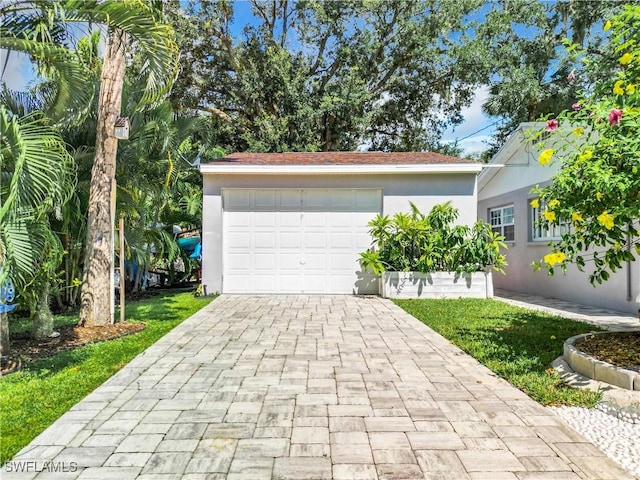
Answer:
[{"left": 200, "top": 152, "right": 481, "bottom": 295}]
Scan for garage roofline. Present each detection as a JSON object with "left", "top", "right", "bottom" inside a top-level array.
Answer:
[{"left": 199, "top": 164, "right": 483, "bottom": 174}]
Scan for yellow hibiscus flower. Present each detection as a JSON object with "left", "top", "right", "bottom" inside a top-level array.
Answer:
[
  {"left": 543, "top": 210, "right": 556, "bottom": 222},
  {"left": 578, "top": 150, "right": 593, "bottom": 162},
  {"left": 619, "top": 53, "right": 633, "bottom": 65},
  {"left": 572, "top": 127, "right": 584, "bottom": 136},
  {"left": 626, "top": 84, "right": 636, "bottom": 94},
  {"left": 544, "top": 252, "right": 567, "bottom": 266},
  {"left": 538, "top": 149, "right": 554, "bottom": 166},
  {"left": 530, "top": 198, "right": 540, "bottom": 208},
  {"left": 548, "top": 199, "right": 560, "bottom": 208},
  {"left": 571, "top": 212, "right": 583, "bottom": 222},
  {"left": 613, "top": 80, "right": 625, "bottom": 95},
  {"left": 597, "top": 211, "right": 614, "bottom": 230}
]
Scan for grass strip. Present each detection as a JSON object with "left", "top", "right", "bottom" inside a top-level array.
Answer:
[
  {"left": 395, "top": 298, "right": 603, "bottom": 407},
  {"left": 0, "top": 291, "right": 214, "bottom": 463}
]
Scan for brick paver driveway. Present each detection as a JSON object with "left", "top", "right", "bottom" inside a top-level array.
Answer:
[{"left": 5, "top": 295, "right": 632, "bottom": 479}]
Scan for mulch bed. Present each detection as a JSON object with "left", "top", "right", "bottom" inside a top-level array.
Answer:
[
  {"left": 577, "top": 331, "right": 640, "bottom": 372},
  {"left": 1, "top": 322, "right": 146, "bottom": 375}
]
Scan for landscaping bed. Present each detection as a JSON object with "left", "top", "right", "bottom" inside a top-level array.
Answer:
[
  {"left": 3, "top": 322, "right": 146, "bottom": 372},
  {"left": 577, "top": 332, "right": 640, "bottom": 373}
]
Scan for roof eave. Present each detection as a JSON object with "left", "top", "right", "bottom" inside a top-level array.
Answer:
[{"left": 199, "top": 164, "right": 482, "bottom": 175}]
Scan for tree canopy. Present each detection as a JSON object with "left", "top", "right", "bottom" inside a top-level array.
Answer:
[
  {"left": 530, "top": 5, "right": 640, "bottom": 285},
  {"left": 170, "top": 0, "right": 500, "bottom": 153},
  {"left": 480, "top": 0, "right": 623, "bottom": 159}
]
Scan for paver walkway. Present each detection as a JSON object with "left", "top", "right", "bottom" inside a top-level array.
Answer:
[
  {"left": 495, "top": 289, "right": 640, "bottom": 332},
  {"left": 4, "top": 295, "right": 634, "bottom": 479}
]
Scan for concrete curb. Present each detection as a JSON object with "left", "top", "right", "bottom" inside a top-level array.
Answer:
[{"left": 563, "top": 332, "right": 640, "bottom": 391}]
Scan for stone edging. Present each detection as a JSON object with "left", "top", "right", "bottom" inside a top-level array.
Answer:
[{"left": 563, "top": 332, "right": 640, "bottom": 391}]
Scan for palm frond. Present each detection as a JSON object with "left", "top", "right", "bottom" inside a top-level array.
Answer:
[
  {"left": 0, "top": 86, "right": 43, "bottom": 116},
  {"left": 62, "top": 0, "right": 179, "bottom": 106},
  {"left": 0, "top": 34, "right": 94, "bottom": 123},
  {"left": 0, "top": 213, "right": 49, "bottom": 288},
  {"left": 0, "top": 106, "right": 74, "bottom": 221}
]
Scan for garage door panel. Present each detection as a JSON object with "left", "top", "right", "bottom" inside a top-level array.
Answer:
[
  {"left": 329, "top": 275, "right": 356, "bottom": 293},
  {"left": 226, "top": 231, "right": 250, "bottom": 249},
  {"left": 302, "top": 275, "right": 327, "bottom": 293},
  {"left": 227, "top": 211, "right": 251, "bottom": 227},
  {"left": 304, "top": 232, "right": 325, "bottom": 248},
  {"left": 329, "top": 253, "right": 357, "bottom": 271},
  {"left": 254, "top": 190, "right": 277, "bottom": 209},
  {"left": 304, "top": 254, "right": 325, "bottom": 270},
  {"left": 227, "top": 254, "right": 251, "bottom": 270},
  {"left": 329, "top": 212, "right": 352, "bottom": 227},
  {"left": 279, "top": 254, "right": 301, "bottom": 271},
  {"left": 254, "top": 232, "right": 276, "bottom": 249},
  {"left": 253, "top": 275, "right": 276, "bottom": 292},
  {"left": 225, "top": 275, "right": 252, "bottom": 292},
  {"left": 330, "top": 232, "right": 353, "bottom": 249},
  {"left": 303, "top": 211, "right": 328, "bottom": 227},
  {"left": 356, "top": 190, "right": 381, "bottom": 210},
  {"left": 255, "top": 212, "right": 277, "bottom": 227},
  {"left": 223, "top": 189, "right": 381, "bottom": 294},
  {"left": 254, "top": 254, "right": 276, "bottom": 270},
  {"left": 279, "top": 191, "right": 302, "bottom": 210},
  {"left": 280, "top": 232, "right": 301, "bottom": 249},
  {"left": 279, "top": 212, "right": 302, "bottom": 227},
  {"left": 330, "top": 191, "right": 354, "bottom": 210},
  {"left": 279, "top": 275, "right": 302, "bottom": 291},
  {"left": 225, "top": 190, "right": 251, "bottom": 210},
  {"left": 304, "top": 190, "right": 329, "bottom": 209}
]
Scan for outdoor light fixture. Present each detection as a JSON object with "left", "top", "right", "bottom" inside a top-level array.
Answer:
[{"left": 114, "top": 116, "right": 130, "bottom": 140}]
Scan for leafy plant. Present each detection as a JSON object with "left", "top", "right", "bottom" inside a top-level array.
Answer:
[
  {"left": 360, "top": 202, "right": 507, "bottom": 275},
  {"left": 528, "top": 5, "right": 640, "bottom": 285}
]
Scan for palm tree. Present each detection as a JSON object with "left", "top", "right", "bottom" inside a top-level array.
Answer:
[
  {"left": 1, "top": 0, "right": 179, "bottom": 327},
  {"left": 115, "top": 97, "right": 211, "bottom": 292},
  {"left": 0, "top": 107, "right": 74, "bottom": 354}
]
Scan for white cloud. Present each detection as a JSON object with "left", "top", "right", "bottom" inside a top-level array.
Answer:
[
  {"left": 0, "top": 50, "right": 35, "bottom": 91},
  {"left": 442, "top": 86, "right": 496, "bottom": 155}
]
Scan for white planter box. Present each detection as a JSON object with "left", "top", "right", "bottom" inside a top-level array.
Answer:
[{"left": 380, "top": 271, "right": 493, "bottom": 299}]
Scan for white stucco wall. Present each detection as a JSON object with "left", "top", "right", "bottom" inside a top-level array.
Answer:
[
  {"left": 478, "top": 130, "right": 640, "bottom": 314},
  {"left": 202, "top": 172, "right": 478, "bottom": 294}
]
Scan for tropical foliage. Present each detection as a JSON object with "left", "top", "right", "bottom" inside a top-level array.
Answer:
[
  {"left": 481, "top": 0, "right": 622, "bottom": 159},
  {"left": 360, "top": 202, "right": 507, "bottom": 275},
  {"left": 529, "top": 5, "right": 640, "bottom": 285},
  {"left": 170, "top": 0, "right": 502, "bottom": 153},
  {"left": 0, "top": 1, "right": 202, "bottom": 344}
]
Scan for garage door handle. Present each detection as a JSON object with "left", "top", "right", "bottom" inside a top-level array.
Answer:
[{"left": 300, "top": 259, "right": 306, "bottom": 265}]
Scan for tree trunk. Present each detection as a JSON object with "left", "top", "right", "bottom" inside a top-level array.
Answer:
[
  {"left": 0, "top": 312, "right": 9, "bottom": 357},
  {"left": 32, "top": 283, "right": 54, "bottom": 340},
  {"left": 79, "top": 29, "right": 126, "bottom": 327}
]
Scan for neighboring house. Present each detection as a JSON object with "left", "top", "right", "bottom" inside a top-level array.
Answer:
[
  {"left": 200, "top": 152, "right": 481, "bottom": 294},
  {"left": 478, "top": 122, "right": 640, "bottom": 314}
]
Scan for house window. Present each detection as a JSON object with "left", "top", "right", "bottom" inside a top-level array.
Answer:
[
  {"left": 530, "top": 200, "right": 570, "bottom": 241},
  {"left": 489, "top": 205, "right": 514, "bottom": 242}
]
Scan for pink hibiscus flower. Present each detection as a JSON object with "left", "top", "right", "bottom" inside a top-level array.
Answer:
[
  {"left": 545, "top": 119, "right": 559, "bottom": 131},
  {"left": 608, "top": 109, "right": 623, "bottom": 126}
]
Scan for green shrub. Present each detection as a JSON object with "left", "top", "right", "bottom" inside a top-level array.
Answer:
[{"left": 360, "top": 202, "right": 507, "bottom": 275}]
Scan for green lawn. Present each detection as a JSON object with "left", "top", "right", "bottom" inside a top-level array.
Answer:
[
  {"left": 395, "top": 298, "right": 603, "bottom": 407},
  {"left": 0, "top": 291, "right": 214, "bottom": 463}
]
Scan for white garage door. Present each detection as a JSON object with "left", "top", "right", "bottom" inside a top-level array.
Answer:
[{"left": 223, "top": 189, "right": 381, "bottom": 294}]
